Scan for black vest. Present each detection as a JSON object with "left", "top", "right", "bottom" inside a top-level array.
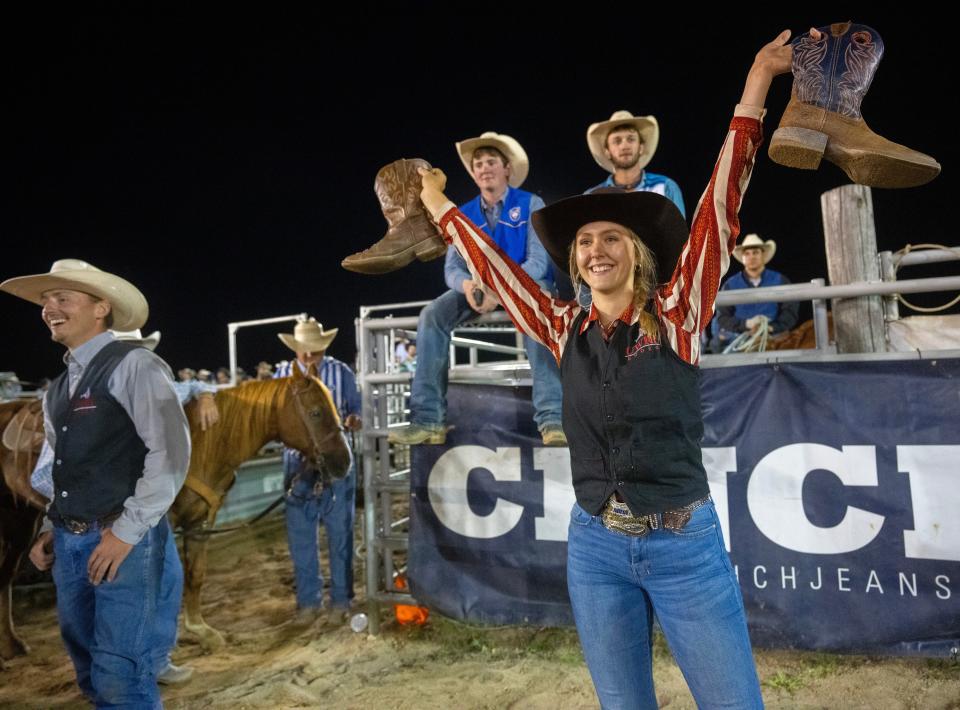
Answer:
[
  {"left": 560, "top": 311, "right": 709, "bottom": 516},
  {"left": 47, "top": 340, "right": 149, "bottom": 522}
]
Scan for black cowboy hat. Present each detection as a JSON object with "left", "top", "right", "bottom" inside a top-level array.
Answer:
[{"left": 532, "top": 189, "right": 688, "bottom": 284}]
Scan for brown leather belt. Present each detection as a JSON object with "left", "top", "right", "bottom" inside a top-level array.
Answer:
[
  {"left": 50, "top": 510, "right": 123, "bottom": 535},
  {"left": 600, "top": 495, "right": 711, "bottom": 537}
]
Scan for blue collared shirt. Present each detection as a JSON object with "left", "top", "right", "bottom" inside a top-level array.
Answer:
[{"left": 586, "top": 171, "right": 686, "bottom": 218}]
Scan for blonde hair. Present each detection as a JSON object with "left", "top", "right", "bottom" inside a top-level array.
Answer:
[{"left": 568, "top": 226, "right": 660, "bottom": 335}]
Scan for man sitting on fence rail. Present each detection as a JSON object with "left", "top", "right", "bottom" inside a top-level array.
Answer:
[{"left": 388, "top": 131, "right": 566, "bottom": 447}]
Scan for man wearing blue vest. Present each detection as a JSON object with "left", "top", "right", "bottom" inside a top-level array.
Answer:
[
  {"left": 584, "top": 110, "right": 686, "bottom": 217},
  {"left": 389, "top": 132, "right": 565, "bottom": 446},
  {"left": 2, "top": 259, "right": 191, "bottom": 708},
  {"left": 711, "top": 233, "right": 800, "bottom": 351}
]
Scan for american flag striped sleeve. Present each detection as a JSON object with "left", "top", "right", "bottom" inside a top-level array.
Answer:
[
  {"left": 656, "top": 105, "right": 765, "bottom": 365},
  {"left": 436, "top": 205, "right": 581, "bottom": 364}
]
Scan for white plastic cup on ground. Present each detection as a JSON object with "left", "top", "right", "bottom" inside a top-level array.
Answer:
[{"left": 350, "top": 612, "right": 368, "bottom": 633}]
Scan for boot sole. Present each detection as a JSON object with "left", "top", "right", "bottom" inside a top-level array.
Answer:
[
  {"left": 342, "top": 237, "right": 447, "bottom": 275},
  {"left": 769, "top": 127, "right": 941, "bottom": 188},
  {"left": 826, "top": 144, "right": 941, "bottom": 189}
]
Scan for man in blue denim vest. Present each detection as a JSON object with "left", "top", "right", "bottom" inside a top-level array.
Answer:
[
  {"left": 389, "top": 132, "right": 565, "bottom": 446},
  {"left": 3, "top": 259, "right": 190, "bottom": 708}
]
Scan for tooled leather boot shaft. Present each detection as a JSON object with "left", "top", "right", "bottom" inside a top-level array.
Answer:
[{"left": 792, "top": 22, "right": 883, "bottom": 119}]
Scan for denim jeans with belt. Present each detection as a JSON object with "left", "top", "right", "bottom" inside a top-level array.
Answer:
[
  {"left": 284, "top": 462, "right": 356, "bottom": 610},
  {"left": 409, "top": 288, "right": 562, "bottom": 430},
  {"left": 52, "top": 521, "right": 167, "bottom": 709},
  {"left": 566, "top": 500, "right": 763, "bottom": 709}
]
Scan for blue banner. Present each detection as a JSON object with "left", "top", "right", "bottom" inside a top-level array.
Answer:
[{"left": 408, "top": 359, "right": 960, "bottom": 656}]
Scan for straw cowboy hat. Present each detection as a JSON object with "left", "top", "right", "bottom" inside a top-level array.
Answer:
[
  {"left": 455, "top": 131, "right": 529, "bottom": 188},
  {"left": 586, "top": 111, "right": 660, "bottom": 174},
  {"left": 732, "top": 234, "right": 777, "bottom": 264},
  {"left": 0, "top": 259, "right": 148, "bottom": 331},
  {"left": 113, "top": 328, "right": 161, "bottom": 351},
  {"left": 278, "top": 318, "right": 338, "bottom": 354},
  {"left": 532, "top": 188, "right": 687, "bottom": 284}
]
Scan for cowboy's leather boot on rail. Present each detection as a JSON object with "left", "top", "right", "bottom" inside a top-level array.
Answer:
[
  {"left": 341, "top": 158, "right": 447, "bottom": 274},
  {"left": 769, "top": 22, "right": 940, "bottom": 189}
]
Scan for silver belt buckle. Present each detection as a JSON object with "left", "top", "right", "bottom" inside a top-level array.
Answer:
[{"left": 63, "top": 518, "right": 90, "bottom": 535}]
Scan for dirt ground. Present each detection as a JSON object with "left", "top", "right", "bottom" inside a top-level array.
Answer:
[{"left": 1, "top": 516, "right": 957, "bottom": 709}]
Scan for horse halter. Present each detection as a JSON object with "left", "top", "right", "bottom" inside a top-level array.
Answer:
[{"left": 287, "top": 375, "right": 346, "bottom": 476}]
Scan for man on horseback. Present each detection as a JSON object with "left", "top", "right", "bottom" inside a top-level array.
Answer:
[
  {"left": 1, "top": 259, "right": 191, "bottom": 707},
  {"left": 275, "top": 317, "right": 361, "bottom": 623}
]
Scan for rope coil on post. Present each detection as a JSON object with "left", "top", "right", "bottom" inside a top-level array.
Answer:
[
  {"left": 894, "top": 244, "right": 960, "bottom": 313},
  {"left": 722, "top": 315, "right": 770, "bottom": 353}
]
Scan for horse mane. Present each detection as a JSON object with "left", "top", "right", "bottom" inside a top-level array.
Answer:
[{"left": 187, "top": 379, "right": 283, "bottom": 477}]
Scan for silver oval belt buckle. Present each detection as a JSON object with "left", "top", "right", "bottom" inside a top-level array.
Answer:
[{"left": 64, "top": 518, "right": 90, "bottom": 535}]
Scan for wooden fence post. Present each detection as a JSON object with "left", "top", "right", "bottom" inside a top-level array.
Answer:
[{"left": 821, "top": 185, "right": 886, "bottom": 353}]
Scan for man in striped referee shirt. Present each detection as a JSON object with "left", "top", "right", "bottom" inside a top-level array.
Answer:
[{"left": 275, "top": 318, "right": 361, "bottom": 622}]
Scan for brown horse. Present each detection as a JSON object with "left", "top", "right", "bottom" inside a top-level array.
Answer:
[
  {"left": 766, "top": 315, "right": 835, "bottom": 351},
  {"left": 168, "top": 363, "right": 351, "bottom": 650},
  {"left": 0, "top": 399, "right": 45, "bottom": 669}
]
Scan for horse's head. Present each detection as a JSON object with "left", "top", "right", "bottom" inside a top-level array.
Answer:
[{"left": 278, "top": 363, "right": 352, "bottom": 480}]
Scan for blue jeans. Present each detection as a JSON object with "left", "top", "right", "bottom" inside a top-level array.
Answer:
[
  {"left": 284, "top": 463, "right": 356, "bottom": 609},
  {"left": 152, "top": 517, "right": 182, "bottom": 673},
  {"left": 410, "top": 288, "right": 562, "bottom": 429},
  {"left": 52, "top": 522, "right": 167, "bottom": 709},
  {"left": 567, "top": 501, "right": 763, "bottom": 709}
]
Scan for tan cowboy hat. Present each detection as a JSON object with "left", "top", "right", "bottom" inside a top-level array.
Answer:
[
  {"left": 586, "top": 111, "right": 660, "bottom": 174},
  {"left": 455, "top": 131, "right": 529, "bottom": 188},
  {"left": 112, "top": 328, "right": 161, "bottom": 351},
  {"left": 733, "top": 234, "right": 777, "bottom": 264},
  {"left": 278, "top": 318, "right": 338, "bottom": 354},
  {"left": 0, "top": 259, "right": 148, "bottom": 331}
]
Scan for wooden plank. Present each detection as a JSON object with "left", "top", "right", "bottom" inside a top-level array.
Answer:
[{"left": 821, "top": 185, "right": 886, "bottom": 353}]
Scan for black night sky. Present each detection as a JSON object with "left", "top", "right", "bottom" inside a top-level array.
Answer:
[{"left": 6, "top": 7, "right": 956, "bottom": 381}]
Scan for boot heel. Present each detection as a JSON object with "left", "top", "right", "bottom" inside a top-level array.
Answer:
[
  {"left": 414, "top": 236, "right": 447, "bottom": 262},
  {"left": 769, "top": 127, "right": 829, "bottom": 170}
]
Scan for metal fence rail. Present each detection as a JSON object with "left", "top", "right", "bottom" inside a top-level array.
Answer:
[{"left": 356, "top": 256, "right": 960, "bottom": 632}]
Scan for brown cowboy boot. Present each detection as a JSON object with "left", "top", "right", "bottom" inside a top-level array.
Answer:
[
  {"left": 769, "top": 22, "right": 940, "bottom": 189},
  {"left": 342, "top": 158, "right": 447, "bottom": 274}
]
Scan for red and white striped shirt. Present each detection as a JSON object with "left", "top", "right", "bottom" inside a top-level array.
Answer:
[{"left": 436, "top": 105, "right": 765, "bottom": 367}]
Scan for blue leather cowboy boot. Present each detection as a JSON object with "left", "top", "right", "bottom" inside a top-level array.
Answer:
[
  {"left": 342, "top": 158, "right": 446, "bottom": 274},
  {"left": 769, "top": 22, "right": 940, "bottom": 188}
]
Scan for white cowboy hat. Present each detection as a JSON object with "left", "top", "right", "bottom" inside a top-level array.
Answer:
[
  {"left": 455, "top": 131, "right": 529, "bottom": 188},
  {"left": 112, "top": 328, "right": 161, "bottom": 351},
  {"left": 0, "top": 259, "right": 148, "bottom": 331},
  {"left": 732, "top": 234, "right": 777, "bottom": 264},
  {"left": 277, "top": 318, "right": 338, "bottom": 354},
  {"left": 586, "top": 111, "right": 660, "bottom": 174}
]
